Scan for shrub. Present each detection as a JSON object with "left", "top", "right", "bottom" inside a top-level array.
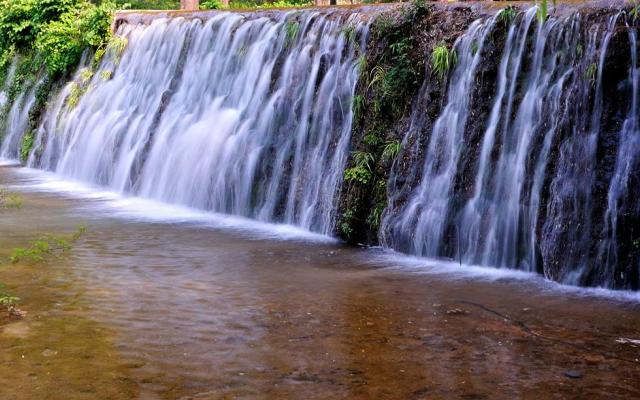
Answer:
[
  {"left": 200, "top": 0, "right": 223, "bottom": 9},
  {"left": 36, "top": 1, "right": 116, "bottom": 76}
]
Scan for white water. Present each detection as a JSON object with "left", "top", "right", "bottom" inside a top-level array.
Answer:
[{"left": 24, "top": 10, "right": 368, "bottom": 235}]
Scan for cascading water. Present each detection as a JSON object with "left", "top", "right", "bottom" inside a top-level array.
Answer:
[
  {"left": 0, "top": 72, "right": 40, "bottom": 161},
  {"left": 380, "top": 17, "right": 497, "bottom": 258},
  {"left": 381, "top": 7, "right": 639, "bottom": 289},
  {"left": 26, "top": 10, "right": 368, "bottom": 234}
]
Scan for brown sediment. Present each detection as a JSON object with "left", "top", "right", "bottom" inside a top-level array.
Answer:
[{"left": 0, "top": 196, "right": 138, "bottom": 399}]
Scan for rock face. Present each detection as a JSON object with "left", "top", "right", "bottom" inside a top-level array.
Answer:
[{"left": 339, "top": 2, "right": 640, "bottom": 290}]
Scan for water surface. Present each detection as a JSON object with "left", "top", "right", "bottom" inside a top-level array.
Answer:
[{"left": 1, "top": 165, "right": 639, "bottom": 400}]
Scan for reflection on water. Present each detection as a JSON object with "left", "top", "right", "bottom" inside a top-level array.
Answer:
[{"left": 1, "top": 165, "right": 640, "bottom": 400}]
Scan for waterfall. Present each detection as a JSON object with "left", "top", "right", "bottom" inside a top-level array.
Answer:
[
  {"left": 380, "top": 17, "right": 497, "bottom": 258},
  {"left": 24, "top": 10, "right": 368, "bottom": 234},
  {"left": 381, "top": 7, "right": 638, "bottom": 288},
  {"left": 597, "top": 21, "right": 640, "bottom": 286},
  {"left": 0, "top": 69, "right": 40, "bottom": 161}
]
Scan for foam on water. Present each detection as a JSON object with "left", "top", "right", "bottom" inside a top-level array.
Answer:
[{"left": 7, "top": 166, "right": 336, "bottom": 244}]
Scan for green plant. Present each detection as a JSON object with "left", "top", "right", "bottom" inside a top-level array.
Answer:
[
  {"left": 411, "top": 0, "right": 429, "bottom": 17},
  {"left": 536, "top": 0, "right": 556, "bottom": 23},
  {"left": 344, "top": 151, "right": 374, "bottom": 185},
  {"left": 100, "top": 69, "right": 112, "bottom": 80},
  {"left": 431, "top": 44, "right": 457, "bottom": 80},
  {"left": 586, "top": 62, "right": 597, "bottom": 86},
  {"left": 630, "top": 0, "right": 640, "bottom": 22},
  {"left": 368, "top": 66, "right": 387, "bottom": 91},
  {"left": 0, "top": 282, "right": 19, "bottom": 308},
  {"left": 341, "top": 23, "right": 357, "bottom": 45},
  {"left": 470, "top": 40, "right": 479, "bottom": 56},
  {"left": 353, "top": 94, "right": 364, "bottom": 119},
  {"left": 35, "top": 1, "right": 117, "bottom": 76},
  {"left": 363, "top": 133, "right": 381, "bottom": 146},
  {"left": 382, "top": 140, "right": 401, "bottom": 161},
  {"left": 67, "top": 82, "right": 82, "bottom": 108},
  {"left": 497, "top": 6, "right": 517, "bottom": 26},
  {"left": 353, "top": 150, "right": 374, "bottom": 171},
  {"left": 19, "top": 131, "right": 34, "bottom": 161},
  {"left": 9, "top": 225, "right": 85, "bottom": 264},
  {"left": 284, "top": 20, "right": 299, "bottom": 47},
  {"left": 0, "top": 188, "right": 23, "bottom": 209},
  {"left": 366, "top": 203, "right": 383, "bottom": 230},
  {"left": 200, "top": 0, "right": 223, "bottom": 9},
  {"left": 339, "top": 209, "right": 355, "bottom": 238}
]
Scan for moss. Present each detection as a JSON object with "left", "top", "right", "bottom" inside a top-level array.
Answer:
[{"left": 19, "top": 131, "right": 34, "bottom": 162}]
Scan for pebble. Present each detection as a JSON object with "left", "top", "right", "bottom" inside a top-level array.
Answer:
[
  {"left": 42, "top": 349, "right": 58, "bottom": 357},
  {"left": 564, "top": 370, "right": 582, "bottom": 379}
]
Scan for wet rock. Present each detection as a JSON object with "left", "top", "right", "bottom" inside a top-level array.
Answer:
[
  {"left": 446, "top": 308, "right": 470, "bottom": 315},
  {"left": 564, "top": 370, "right": 583, "bottom": 379}
]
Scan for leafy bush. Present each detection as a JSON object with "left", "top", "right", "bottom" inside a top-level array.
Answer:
[
  {"left": 0, "top": 0, "right": 116, "bottom": 79},
  {"left": 200, "top": 0, "right": 223, "bottom": 9},
  {"left": 36, "top": 1, "right": 116, "bottom": 76}
]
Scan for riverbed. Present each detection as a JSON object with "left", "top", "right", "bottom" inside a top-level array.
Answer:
[{"left": 1, "top": 164, "right": 639, "bottom": 400}]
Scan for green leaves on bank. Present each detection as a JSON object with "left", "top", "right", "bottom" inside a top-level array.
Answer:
[{"left": 0, "top": 0, "right": 117, "bottom": 78}]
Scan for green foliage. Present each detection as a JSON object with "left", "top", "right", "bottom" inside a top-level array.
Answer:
[
  {"left": 120, "top": 0, "right": 177, "bottom": 9},
  {"left": 630, "top": 0, "right": 640, "bottom": 22},
  {"left": 586, "top": 62, "right": 597, "bottom": 86},
  {"left": 431, "top": 43, "right": 457, "bottom": 81},
  {"left": 366, "top": 202, "right": 384, "bottom": 230},
  {"left": 339, "top": 209, "right": 355, "bottom": 239},
  {"left": 19, "top": 131, "right": 34, "bottom": 161},
  {"left": 341, "top": 23, "right": 357, "bottom": 45},
  {"left": 9, "top": 225, "right": 85, "bottom": 264},
  {"left": 411, "top": 0, "right": 429, "bottom": 17},
  {"left": 363, "top": 133, "right": 381, "bottom": 146},
  {"left": 0, "top": 188, "right": 23, "bottom": 209},
  {"left": 100, "top": 69, "right": 112, "bottom": 80},
  {"left": 537, "top": 0, "right": 549, "bottom": 24},
  {"left": 284, "top": 20, "right": 299, "bottom": 46},
  {"left": 36, "top": 1, "right": 116, "bottom": 76},
  {"left": 353, "top": 94, "right": 364, "bottom": 119},
  {"left": 497, "top": 6, "right": 517, "bottom": 26},
  {"left": 381, "top": 140, "right": 401, "bottom": 161},
  {"left": 67, "top": 82, "right": 82, "bottom": 108},
  {"left": 0, "top": 284, "right": 19, "bottom": 308},
  {"left": 200, "top": 0, "right": 223, "bottom": 10},
  {"left": 230, "top": 0, "right": 311, "bottom": 8},
  {"left": 344, "top": 151, "right": 374, "bottom": 184},
  {"left": 0, "top": 0, "right": 116, "bottom": 79}
]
